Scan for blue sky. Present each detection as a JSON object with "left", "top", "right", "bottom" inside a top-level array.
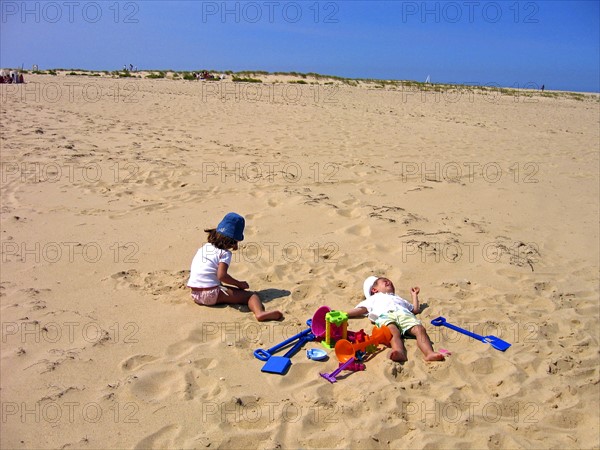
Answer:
[{"left": 1, "top": 1, "right": 599, "bottom": 92}]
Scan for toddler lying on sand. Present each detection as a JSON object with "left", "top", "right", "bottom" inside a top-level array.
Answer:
[{"left": 346, "top": 276, "right": 445, "bottom": 362}]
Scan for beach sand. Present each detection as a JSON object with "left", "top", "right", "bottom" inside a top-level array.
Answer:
[{"left": 1, "top": 73, "right": 599, "bottom": 449}]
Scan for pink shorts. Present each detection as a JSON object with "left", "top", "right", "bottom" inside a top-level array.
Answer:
[{"left": 190, "top": 287, "right": 220, "bottom": 306}]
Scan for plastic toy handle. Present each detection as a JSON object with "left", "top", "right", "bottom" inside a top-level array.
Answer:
[
  {"left": 430, "top": 316, "right": 484, "bottom": 341},
  {"left": 254, "top": 327, "right": 312, "bottom": 360},
  {"left": 282, "top": 334, "right": 315, "bottom": 358},
  {"left": 331, "top": 357, "right": 355, "bottom": 377},
  {"left": 430, "top": 317, "right": 447, "bottom": 326},
  {"left": 253, "top": 349, "right": 271, "bottom": 361}
]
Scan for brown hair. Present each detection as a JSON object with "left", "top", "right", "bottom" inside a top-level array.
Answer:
[{"left": 204, "top": 228, "right": 238, "bottom": 250}]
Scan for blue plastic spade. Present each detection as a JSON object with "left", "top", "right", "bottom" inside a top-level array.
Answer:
[
  {"left": 253, "top": 327, "right": 312, "bottom": 361},
  {"left": 431, "top": 316, "right": 511, "bottom": 352},
  {"left": 261, "top": 333, "right": 315, "bottom": 375}
]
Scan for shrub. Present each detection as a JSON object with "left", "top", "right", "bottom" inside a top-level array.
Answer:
[
  {"left": 232, "top": 76, "right": 262, "bottom": 83},
  {"left": 146, "top": 71, "right": 166, "bottom": 79}
]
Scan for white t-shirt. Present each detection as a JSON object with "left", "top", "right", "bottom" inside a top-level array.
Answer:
[
  {"left": 187, "top": 243, "right": 232, "bottom": 288},
  {"left": 355, "top": 292, "right": 414, "bottom": 322}
]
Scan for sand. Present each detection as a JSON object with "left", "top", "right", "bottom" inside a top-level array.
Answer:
[{"left": 1, "top": 72, "right": 599, "bottom": 449}]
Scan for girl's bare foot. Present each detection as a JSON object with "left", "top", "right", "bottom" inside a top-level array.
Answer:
[{"left": 255, "top": 310, "right": 283, "bottom": 322}]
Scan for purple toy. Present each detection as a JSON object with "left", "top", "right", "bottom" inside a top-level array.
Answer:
[{"left": 320, "top": 357, "right": 355, "bottom": 383}]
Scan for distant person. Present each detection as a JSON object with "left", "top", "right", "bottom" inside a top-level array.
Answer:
[{"left": 541, "top": 84, "right": 545, "bottom": 92}]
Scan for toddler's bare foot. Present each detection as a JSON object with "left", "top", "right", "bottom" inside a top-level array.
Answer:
[
  {"left": 424, "top": 352, "right": 445, "bottom": 362},
  {"left": 389, "top": 349, "right": 408, "bottom": 362},
  {"left": 255, "top": 310, "right": 283, "bottom": 322}
]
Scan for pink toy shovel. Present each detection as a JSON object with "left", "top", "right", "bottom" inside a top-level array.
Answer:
[{"left": 320, "top": 357, "right": 355, "bottom": 383}]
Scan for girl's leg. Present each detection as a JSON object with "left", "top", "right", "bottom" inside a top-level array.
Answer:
[
  {"left": 408, "top": 325, "right": 445, "bottom": 361},
  {"left": 217, "top": 288, "right": 283, "bottom": 321}
]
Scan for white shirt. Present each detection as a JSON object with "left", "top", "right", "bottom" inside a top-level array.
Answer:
[
  {"left": 187, "top": 243, "right": 232, "bottom": 288},
  {"left": 355, "top": 292, "right": 414, "bottom": 322}
]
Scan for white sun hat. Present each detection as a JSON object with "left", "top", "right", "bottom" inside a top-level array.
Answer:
[{"left": 363, "top": 276, "right": 379, "bottom": 298}]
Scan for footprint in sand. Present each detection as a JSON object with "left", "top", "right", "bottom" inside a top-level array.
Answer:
[
  {"left": 343, "top": 224, "right": 372, "bottom": 237},
  {"left": 129, "top": 369, "right": 184, "bottom": 402},
  {"left": 336, "top": 207, "right": 361, "bottom": 218},
  {"left": 165, "top": 326, "right": 224, "bottom": 359},
  {"left": 109, "top": 269, "right": 142, "bottom": 290},
  {"left": 108, "top": 269, "right": 188, "bottom": 297},
  {"left": 134, "top": 424, "right": 182, "bottom": 450},
  {"left": 340, "top": 197, "right": 361, "bottom": 209},
  {"left": 121, "top": 354, "right": 159, "bottom": 372}
]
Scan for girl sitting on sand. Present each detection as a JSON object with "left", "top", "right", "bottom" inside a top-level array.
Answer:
[{"left": 187, "top": 212, "right": 283, "bottom": 321}]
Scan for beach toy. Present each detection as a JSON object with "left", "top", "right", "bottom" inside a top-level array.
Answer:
[
  {"left": 365, "top": 344, "right": 378, "bottom": 353},
  {"left": 430, "top": 317, "right": 511, "bottom": 352},
  {"left": 311, "top": 306, "right": 331, "bottom": 338},
  {"left": 306, "top": 348, "right": 328, "bottom": 361},
  {"left": 347, "top": 329, "right": 367, "bottom": 344},
  {"left": 335, "top": 325, "right": 392, "bottom": 362},
  {"left": 253, "top": 327, "right": 312, "bottom": 361},
  {"left": 339, "top": 360, "right": 365, "bottom": 371},
  {"left": 322, "top": 310, "right": 348, "bottom": 349},
  {"left": 261, "top": 333, "right": 315, "bottom": 375},
  {"left": 355, "top": 351, "right": 367, "bottom": 362},
  {"left": 320, "top": 357, "right": 356, "bottom": 383}
]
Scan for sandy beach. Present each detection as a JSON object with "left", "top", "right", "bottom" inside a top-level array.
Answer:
[{"left": 1, "top": 72, "right": 599, "bottom": 449}]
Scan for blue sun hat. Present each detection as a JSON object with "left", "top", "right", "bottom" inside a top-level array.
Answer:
[{"left": 216, "top": 212, "right": 245, "bottom": 241}]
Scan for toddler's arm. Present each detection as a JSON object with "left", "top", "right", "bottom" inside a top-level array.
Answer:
[
  {"left": 410, "top": 287, "right": 421, "bottom": 314},
  {"left": 347, "top": 306, "right": 368, "bottom": 318}
]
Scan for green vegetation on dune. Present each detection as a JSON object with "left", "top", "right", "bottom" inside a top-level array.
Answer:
[{"left": 23, "top": 68, "right": 598, "bottom": 102}]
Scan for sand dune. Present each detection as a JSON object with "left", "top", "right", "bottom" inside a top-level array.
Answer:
[{"left": 1, "top": 73, "right": 598, "bottom": 449}]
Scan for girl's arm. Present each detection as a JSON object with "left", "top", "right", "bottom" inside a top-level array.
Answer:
[{"left": 217, "top": 262, "right": 249, "bottom": 289}]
